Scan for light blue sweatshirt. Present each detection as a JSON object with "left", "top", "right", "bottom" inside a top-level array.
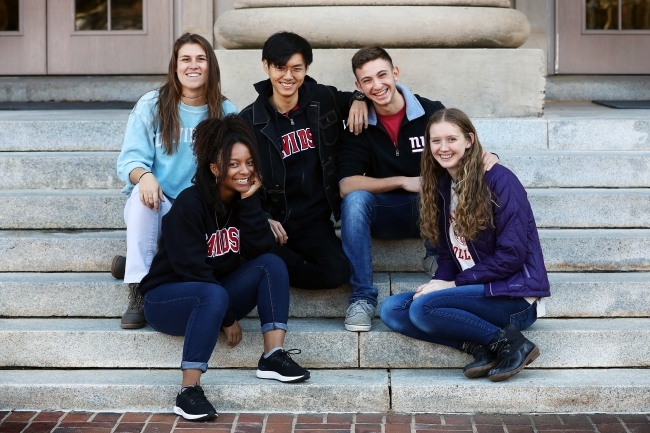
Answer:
[{"left": 117, "top": 90, "right": 238, "bottom": 199}]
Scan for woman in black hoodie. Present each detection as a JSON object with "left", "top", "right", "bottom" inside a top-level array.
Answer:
[{"left": 139, "top": 115, "right": 309, "bottom": 421}]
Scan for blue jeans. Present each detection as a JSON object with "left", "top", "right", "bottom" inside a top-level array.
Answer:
[
  {"left": 380, "top": 285, "right": 537, "bottom": 349},
  {"left": 143, "top": 253, "right": 289, "bottom": 372},
  {"left": 341, "top": 190, "right": 432, "bottom": 306}
]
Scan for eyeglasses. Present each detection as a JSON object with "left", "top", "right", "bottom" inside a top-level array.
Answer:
[{"left": 271, "top": 64, "right": 306, "bottom": 76}]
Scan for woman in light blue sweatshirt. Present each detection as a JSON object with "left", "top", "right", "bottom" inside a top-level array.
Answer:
[{"left": 114, "top": 33, "right": 237, "bottom": 329}]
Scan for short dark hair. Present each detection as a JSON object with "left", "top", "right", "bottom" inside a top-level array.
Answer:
[
  {"left": 351, "top": 46, "right": 394, "bottom": 79},
  {"left": 262, "top": 32, "right": 313, "bottom": 67}
]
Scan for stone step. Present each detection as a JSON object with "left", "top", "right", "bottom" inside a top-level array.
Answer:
[
  {"left": 0, "top": 110, "right": 128, "bottom": 152},
  {"left": 0, "top": 152, "right": 122, "bottom": 189},
  {"left": 0, "top": 190, "right": 126, "bottom": 229},
  {"left": 499, "top": 151, "right": 650, "bottom": 187},
  {"left": 2, "top": 102, "right": 648, "bottom": 152},
  {"left": 372, "top": 229, "right": 650, "bottom": 273},
  {"left": 2, "top": 229, "right": 649, "bottom": 272},
  {"left": 0, "top": 369, "right": 389, "bottom": 413},
  {"left": 1, "top": 368, "right": 649, "bottom": 413},
  {"left": 391, "top": 272, "right": 650, "bottom": 318},
  {"left": 2, "top": 188, "right": 649, "bottom": 230},
  {"left": 2, "top": 272, "right": 648, "bottom": 319},
  {"left": 2, "top": 317, "right": 648, "bottom": 369},
  {"left": 0, "top": 273, "right": 389, "bottom": 318},
  {"left": 3, "top": 151, "right": 649, "bottom": 190},
  {"left": 389, "top": 369, "right": 650, "bottom": 413},
  {"left": 361, "top": 318, "right": 650, "bottom": 369}
]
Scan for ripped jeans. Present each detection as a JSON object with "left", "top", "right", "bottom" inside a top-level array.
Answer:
[{"left": 380, "top": 284, "right": 537, "bottom": 349}]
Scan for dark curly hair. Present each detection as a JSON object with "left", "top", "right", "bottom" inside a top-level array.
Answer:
[{"left": 191, "top": 115, "right": 262, "bottom": 215}]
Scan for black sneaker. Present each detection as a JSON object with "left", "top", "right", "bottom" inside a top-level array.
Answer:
[
  {"left": 173, "top": 385, "right": 218, "bottom": 421},
  {"left": 256, "top": 349, "right": 310, "bottom": 383}
]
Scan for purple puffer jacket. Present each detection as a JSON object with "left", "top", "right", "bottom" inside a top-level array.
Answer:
[{"left": 432, "top": 164, "right": 551, "bottom": 298}]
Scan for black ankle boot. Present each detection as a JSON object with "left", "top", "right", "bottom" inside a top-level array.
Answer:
[
  {"left": 459, "top": 341, "right": 500, "bottom": 379},
  {"left": 487, "top": 324, "right": 539, "bottom": 382}
]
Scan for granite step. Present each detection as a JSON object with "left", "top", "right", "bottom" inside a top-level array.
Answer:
[
  {"left": 0, "top": 152, "right": 122, "bottom": 189},
  {"left": 0, "top": 369, "right": 389, "bottom": 413},
  {"left": 1, "top": 368, "right": 649, "bottom": 413},
  {"left": 2, "top": 317, "right": 649, "bottom": 369},
  {"left": 0, "top": 273, "right": 389, "bottom": 318},
  {"left": 1, "top": 188, "right": 649, "bottom": 230},
  {"left": 391, "top": 272, "right": 650, "bottom": 318},
  {"left": 360, "top": 318, "right": 650, "bottom": 369},
  {"left": 390, "top": 368, "right": 650, "bottom": 413},
  {"left": 0, "top": 190, "right": 126, "bottom": 229},
  {"left": 2, "top": 102, "right": 649, "bottom": 152},
  {"left": 2, "top": 272, "right": 648, "bottom": 319},
  {"left": 2, "top": 229, "right": 649, "bottom": 272},
  {"left": 2, "top": 151, "right": 650, "bottom": 189}
]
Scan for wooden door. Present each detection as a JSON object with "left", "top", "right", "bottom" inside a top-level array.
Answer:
[
  {"left": 0, "top": 0, "right": 46, "bottom": 75},
  {"left": 46, "top": 0, "right": 172, "bottom": 74},
  {"left": 556, "top": 0, "right": 650, "bottom": 74}
]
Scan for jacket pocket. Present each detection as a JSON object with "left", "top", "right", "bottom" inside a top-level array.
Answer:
[{"left": 319, "top": 110, "right": 340, "bottom": 146}]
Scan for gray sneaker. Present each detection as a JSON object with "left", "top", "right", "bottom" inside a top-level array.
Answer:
[{"left": 344, "top": 300, "right": 375, "bottom": 332}]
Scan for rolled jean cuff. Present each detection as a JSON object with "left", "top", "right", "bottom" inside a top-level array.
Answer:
[
  {"left": 181, "top": 361, "right": 208, "bottom": 373},
  {"left": 261, "top": 322, "right": 288, "bottom": 334}
]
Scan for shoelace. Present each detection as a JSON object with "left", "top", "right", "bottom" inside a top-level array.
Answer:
[
  {"left": 182, "top": 386, "right": 209, "bottom": 404},
  {"left": 348, "top": 301, "right": 372, "bottom": 315},
  {"left": 127, "top": 284, "right": 144, "bottom": 310},
  {"left": 276, "top": 349, "right": 302, "bottom": 367}
]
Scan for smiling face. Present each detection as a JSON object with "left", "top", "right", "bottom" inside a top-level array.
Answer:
[
  {"left": 428, "top": 121, "right": 474, "bottom": 180},
  {"left": 354, "top": 58, "right": 400, "bottom": 110},
  {"left": 263, "top": 52, "right": 307, "bottom": 101},
  {"left": 176, "top": 43, "right": 208, "bottom": 96},
  {"left": 212, "top": 143, "right": 255, "bottom": 203}
]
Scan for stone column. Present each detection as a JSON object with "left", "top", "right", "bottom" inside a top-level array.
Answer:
[
  {"left": 215, "top": 0, "right": 529, "bottom": 49},
  {"left": 213, "top": 0, "right": 545, "bottom": 117}
]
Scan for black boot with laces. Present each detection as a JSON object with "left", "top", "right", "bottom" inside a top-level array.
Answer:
[
  {"left": 173, "top": 385, "right": 217, "bottom": 421},
  {"left": 487, "top": 324, "right": 540, "bottom": 382},
  {"left": 120, "top": 283, "right": 146, "bottom": 329},
  {"left": 459, "top": 340, "right": 500, "bottom": 378},
  {"left": 256, "top": 349, "right": 310, "bottom": 383}
]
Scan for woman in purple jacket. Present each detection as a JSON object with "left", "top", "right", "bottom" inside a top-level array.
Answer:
[{"left": 380, "top": 108, "right": 550, "bottom": 382}]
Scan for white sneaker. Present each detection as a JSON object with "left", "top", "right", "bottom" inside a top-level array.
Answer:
[{"left": 344, "top": 300, "right": 374, "bottom": 332}]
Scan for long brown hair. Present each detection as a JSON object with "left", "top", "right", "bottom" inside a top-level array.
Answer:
[
  {"left": 420, "top": 108, "right": 494, "bottom": 245},
  {"left": 157, "top": 33, "right": 226, "bottom": 155},
  {"left": 192, "top": 115, "right": 262, "bottom": 216}
]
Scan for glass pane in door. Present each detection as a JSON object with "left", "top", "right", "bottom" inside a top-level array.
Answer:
[
  {"left": 586, "top": 0, "right": 620, "bottom": 30},
  {"left": 111, "top": 0, "right": 143, "bottom": 30},
  {"left": 0, "top": 0, "right": 20, "bottom": 31},
  {"left": 75, "top": 0, "right": 108, "bottom": 30},
  {"left": 622, "top": 0, "right": 650, "bottom": 29}
]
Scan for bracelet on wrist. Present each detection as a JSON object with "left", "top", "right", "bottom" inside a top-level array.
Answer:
[{"left": 138, "top": 171, "right": 152, "bottom": 182}]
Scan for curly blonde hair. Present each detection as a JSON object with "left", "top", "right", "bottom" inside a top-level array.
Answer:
[{"left": 420, "top": 108, "right": 494, "bottom": 245}]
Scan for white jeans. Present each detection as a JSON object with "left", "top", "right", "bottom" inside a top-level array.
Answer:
[{"left": 123, "top": 183, "right": 174, "bottom": 283}]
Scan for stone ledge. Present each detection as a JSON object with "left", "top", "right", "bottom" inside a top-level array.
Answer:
[
  {"left": 0, "top": 369, "right": 389, "bottom": 412},
  {"left": 2, "top": 229, "right": 650, "bottom": 272},
  {"left": 217, "top": 49, "right": 545, "bottom": 118},
  {"left": 0, "top": 272, "right": 389, "bottom": 318},
  {"left": 390, "top": 369, "right": 650, "bottom": 413},
  {"left": 360, "top": 318, "right": 650, "bottom": 368},
  {"left": 391, "top": 272, "right": 650, "bottom": 318}
]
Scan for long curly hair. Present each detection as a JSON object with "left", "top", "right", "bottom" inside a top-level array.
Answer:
[
  {"left": 156, "top": 33, "right": 227, "bottom": 155},
  {"left": 420, "top": 108, "right": 494, "bottom": 245},
  {"left": 192, "top": 115, "right": 262, "bottom": 215}
]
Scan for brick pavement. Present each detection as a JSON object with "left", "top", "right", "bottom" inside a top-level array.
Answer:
[{"left": 1, "top": 412, "right": 649, "bottom": 433}]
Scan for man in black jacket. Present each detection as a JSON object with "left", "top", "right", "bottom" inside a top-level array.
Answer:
[
  {"left": 338, "top": 46, "right": 497, "bottom": 332},
  {"left": 239, "top": 32, "right": 367, "bottom": 290}
]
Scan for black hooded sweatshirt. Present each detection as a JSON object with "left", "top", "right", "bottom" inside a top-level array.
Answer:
[
  {"left": 138, "top": 185, "right": 275, "bottom": 326},
  {"left": 256, "top": 79, "right": 331, "bottom": 232}
]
